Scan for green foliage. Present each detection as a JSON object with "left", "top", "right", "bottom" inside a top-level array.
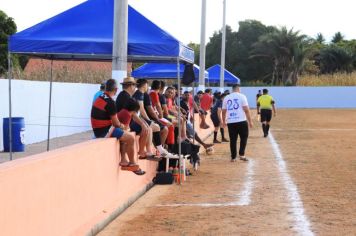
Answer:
[
  {"left": 187, "top": 42, "right": 200, "bottom": 64},
  {"left": 318, "top": 46, "right": 353, "bottom": 73},
  {"left": 316, "top": 33, "right": 325, "bottom": 44},
  {"left": 0, "top": 10, "right": 17, "bottom": 75},
  {"left": 250, "top": 27, "right": 309, "bottom": 85},
  {"left": 331, "top": 32, "right": 344, "bottom": 44}
]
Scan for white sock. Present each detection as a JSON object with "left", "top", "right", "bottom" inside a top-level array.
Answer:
[{"left": 156, "top": 145, "right": 165, "bottom": 153}]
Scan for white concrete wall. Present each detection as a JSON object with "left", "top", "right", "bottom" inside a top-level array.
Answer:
[
  {"left": 209, "top": 86, "right": 356, "bottom": 108},
  {"left": 0, "top": 79, "right": 99, "bottom": 151},
  {"left": 1, "top": 81, "right": 356, "bottom": 151}
]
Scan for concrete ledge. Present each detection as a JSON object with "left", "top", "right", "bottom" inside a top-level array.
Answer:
[{"left": 0, "top": 138, "right": 157, "bottom": 236}]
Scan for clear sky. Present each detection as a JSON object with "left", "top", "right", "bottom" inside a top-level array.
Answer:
[{"left": 1, "top": 0, "right": 355, "bottom": 44}]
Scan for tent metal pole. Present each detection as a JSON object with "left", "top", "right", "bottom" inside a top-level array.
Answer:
[
  {"left": 47, "top": 59, "right": 54, "bottom": 151},
  {"left": 8, "top": 51, "right": 13, "bottom": 161},
  {"left": 177, "top": 59, "right": 182, "bottom": 184}
]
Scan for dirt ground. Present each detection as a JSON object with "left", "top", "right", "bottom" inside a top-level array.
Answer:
[{"left": 98, "top": 109, "right": 356, "bottom": 236}]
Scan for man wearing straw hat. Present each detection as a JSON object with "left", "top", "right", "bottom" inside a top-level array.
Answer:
[{"left": 91, "top": 79, "right": 145, "bottom": 175}]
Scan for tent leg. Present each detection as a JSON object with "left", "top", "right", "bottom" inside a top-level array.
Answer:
[
  {"left": 8, "top": 52, "right": 13, "bottom": 161},
  {"left": 177, "top": 59, "right": 182, "bottom": 184},
  {"left": 47, "top": 60, "right": 54, "bottom": 151}
]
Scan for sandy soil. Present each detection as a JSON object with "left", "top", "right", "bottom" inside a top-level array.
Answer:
[{"left": 98, "top": 109, "right": 356, "bottom": 236}]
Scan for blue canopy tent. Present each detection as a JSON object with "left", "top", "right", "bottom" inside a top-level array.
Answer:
[
  {"left": 206, "top": 64, "right": 240, "bottom": 84},
  {"left": 6, "top": 0, "right": 193, "bottom": 160},
  {"left": 8, "top": 0, "right": 193, "bottom": 62},
  {"left": 131, "top": 63, "right": 208, "bottom": 82}
]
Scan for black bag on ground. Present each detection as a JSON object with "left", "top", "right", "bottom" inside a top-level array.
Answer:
[{"left": 153, "top": 172, "right": 174, "bottom": 185}]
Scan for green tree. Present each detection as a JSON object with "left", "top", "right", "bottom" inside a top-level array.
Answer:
[
  {"left": 187, "top": 42, "right": 200, "bottom": 64},
  {"left": 316, "top": 33, "right": 325, "bottom": 44},
  {"left": 234, "top": 20, "right": 273, "bottom": 84},
  {"left": 331, "top": 32, "right": 344, "bottom": 44},
  {"left": 318, "top": 45, "right": 353, "bottom": 73},
  {"left": 251, "top": 27, "right": 309, "bottom": 85},
  {"left": 0, "top": 10, "right": 17, "bottom": 75}
]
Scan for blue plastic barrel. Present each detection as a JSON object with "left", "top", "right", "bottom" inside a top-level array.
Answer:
[{"left": 3, "top": 117, "right": 25, "bottom": 152}]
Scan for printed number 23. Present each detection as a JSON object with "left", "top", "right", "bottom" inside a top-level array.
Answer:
[{"left": 227, "top": 99, "right": 239, "bottom": 110}]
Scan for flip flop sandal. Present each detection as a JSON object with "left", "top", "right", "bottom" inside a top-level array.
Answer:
[
  {"left": 119, "top": 162, "right": 130, "bottom": 167},
  {"left": 146, "top": 155, "right": 162, "bottom": 161},
  {"left": 132, "top": 168, "right": 146, "bottom": 175},
  {"left": 121, "top": 163, "right": 139, "bottom": 171},
  {"left": 138, "top": 155, "right": 147, "bottom": 160}
]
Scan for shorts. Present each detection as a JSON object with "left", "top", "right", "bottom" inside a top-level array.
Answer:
[
  {"left": 260, "top": 109, "right": 272, "bottom": 122},
  {"left": 144, "top": 118, "right": 165, "bottom": 131},
  {"left": 210, "top": 114, "right": 220, "bottom": 127},
  {"left": 186, "top": 122, "right": 195, "bottom": 137},
  {"left": 130, "top": 121, "right": 142, "bottom": 135},
  {"left": 200, "top": 109, "right": 208, "bottom": 115},
  {"left": 106, "top": 127, "right": 124, "bottom": 139}
]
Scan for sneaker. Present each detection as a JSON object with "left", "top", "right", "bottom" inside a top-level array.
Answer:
[
  {"left": 161, "top": 152, "right": 179, "bottom": 159},
  {"left": 239, "top": 156, "right": 248, "bottom": 161},
  {"left": 221, "top": 138, "right": 229, "bottom": 142},
  {"left": 213, "top": 139, "right": 221, "bottom": 144},
  {"left": 231, "top": 158, "right": 237, "bottom": 162}
]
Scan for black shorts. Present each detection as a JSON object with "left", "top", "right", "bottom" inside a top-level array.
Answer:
[
  {"left": 210, "top": 114, "right": 220, "bottom": 127},
  {"left": 260, "top": 109, "right": 272, "bottom": 122},
  {"left": 130, "top": 121, "right": 142, "bottom": 135},
  {"left": 144, "top": 118, "right": 165, "bottom": 131}
]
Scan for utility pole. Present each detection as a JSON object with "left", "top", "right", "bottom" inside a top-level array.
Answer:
[
  {"left": 112, "top": 0, "right": 128, "bottom": 85},
  {"left": 220, "top": 0, "right": 227, "bottom": 92},
  {"left": 198, "top": 0, "right": 207, "bottom": 91}
]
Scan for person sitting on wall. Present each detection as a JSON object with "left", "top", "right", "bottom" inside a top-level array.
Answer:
[
  {"left": 91, "top": 79, "right": 145, "bottom": 175},
  {"left": 92, "top": 82, "right": 105, "bottom": 104},
  {"left": 115, "top": 77, "right": 155, "bottom": 160},
  {"left": 133, "top": 79, "right": 177, "bottom": 159}
]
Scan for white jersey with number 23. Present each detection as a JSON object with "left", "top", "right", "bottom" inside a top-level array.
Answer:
[{"left": 222, "top": 92, "right": 249, "bottom": 124}]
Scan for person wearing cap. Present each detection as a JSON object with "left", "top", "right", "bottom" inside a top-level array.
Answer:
[
  {"left": 91, "top": 79, "right": 145, "bottom": 175},
  {"left": 92, "top": 82, "right": 105, "bottom": 104},
  {"left": 116, "top": 77, "right": 155, "bottom": 160},
  {"left": 222, "top": 84, "right": 253, "bottom": 162},
  {"left": 257, "top": 88, "right": 276, "bottom": 137}
]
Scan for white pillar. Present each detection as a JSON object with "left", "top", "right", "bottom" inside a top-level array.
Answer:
[
  {"left": 198, "top": 0, "right": 207, "bottom": 91},
  {"left": 112, "top": 0, "right": 128, "bottom": 85}
]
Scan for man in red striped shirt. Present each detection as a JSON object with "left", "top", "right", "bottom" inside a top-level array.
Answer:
[{"left": 91, "top": 79, "right": 145, "bottom": 175}]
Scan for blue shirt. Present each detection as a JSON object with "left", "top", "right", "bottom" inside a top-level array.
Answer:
[
  {"left": 211, "top": 99, "right": 223, "bottom": 116},
  {"left": 92, "top": 91, "right": 103, "bottom": 104}
]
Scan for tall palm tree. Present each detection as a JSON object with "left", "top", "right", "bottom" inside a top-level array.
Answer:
[
  {"left": 250, "top": 27, "right": 308, "bottom": 85},
  {"left": 331, "top": 32, "right": 344, "bottom": 44}
]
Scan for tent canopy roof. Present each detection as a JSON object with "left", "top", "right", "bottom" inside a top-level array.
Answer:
[
  {"left": 206, "top": 64, "right": 240, "bottom": 84},
  {"left": 9, "top": 0, "right": 194, "bottom": 63},
  {"left": 131, "top": 63, "right": 208, "bottom": 81}
]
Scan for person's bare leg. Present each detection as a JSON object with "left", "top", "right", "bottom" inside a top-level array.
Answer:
[
  {"left": 119, "top": 132, "right": 136, "bottom": 164},
  {"left": 200, "top": 114, "right": 206, "bottom": 128},
  {"left": 138, "top": 133, "right": 148, "bottom": 156},
  {"left": 145, "top": 127, "right": 154, "bottom": 154},
  {"left": 180, "top": 118, "right": 188, "bottom": 141},
  {"left": 119, "top": 140, "right": 129, "bottom": 164}
]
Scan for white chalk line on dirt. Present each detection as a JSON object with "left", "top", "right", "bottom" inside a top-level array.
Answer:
[
  {"left": 273, "top": 128, "right": 356, "bottom": 131},
  {"left": 268, "top": 132, "right": 314, "bottom": 236},
  {"left": 156, "top": 159, "right": 255, "bottom": 207}
]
